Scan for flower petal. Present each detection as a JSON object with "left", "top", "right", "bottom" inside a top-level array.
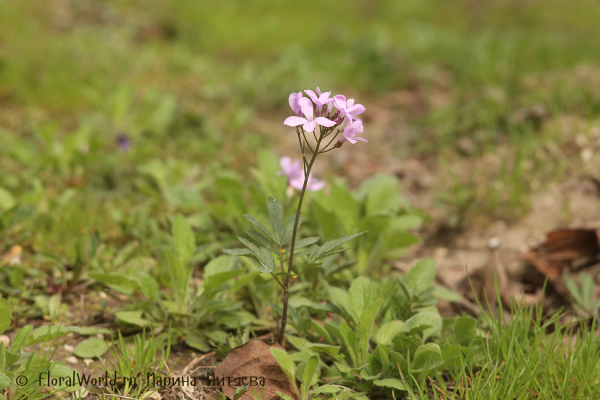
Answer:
[
  {"left": 315, "top": 117, "right": 336, "bottom": 127},
  {"left": 304, "top": 90, "right": 319, "bottom": 105},
  {"left": 284, "top": 116, "right": 308, "bottom": 127},
  {"left": 307, "top": 178, "right": 325, "bottom": 191},
  {"left": 333, "top": 95, "right": 346, "bottom": 110},
  {"left": 290, "top": 175, "right": 305, "bottom": 190},
  {"left": 298, "top": 97, "right": 314, "bottom": 121},
  {"left": 347, "top": 98, "right": 355, "bottom": 107},
  {"left": 303, "top": 120, "right": 317, "bottom": 132},
  {"left": 346, "top": 104, "right": 366, "bottom": 116}
]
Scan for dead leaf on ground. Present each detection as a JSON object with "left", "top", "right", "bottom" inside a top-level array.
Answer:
[
  {"left": 520, "top": 229, "right": 600, "bottom": 280},
  {"left": 214, "top": 340, "right": 298, "bottom": 400}
]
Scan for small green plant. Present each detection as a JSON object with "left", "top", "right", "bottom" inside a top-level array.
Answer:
[
  {"left": 225, "top": 88, "right": 371, "bottom": 345},
  {"left": 92, "top": 326, "right": 172, "bottom": 398},
  {"left": 564, "top": 272, "right": 600, "bottom": 315},
  {"left": 0, "top": 298, "right": 80, "bottom": 400}
]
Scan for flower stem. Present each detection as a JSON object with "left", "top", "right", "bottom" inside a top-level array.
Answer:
[{"left": 277, "top": 133, "right": 322, "bottom": 344}]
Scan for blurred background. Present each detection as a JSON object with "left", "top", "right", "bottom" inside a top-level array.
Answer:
[{"left": 1, "top": 0, "right": 600, "bottom": 274}]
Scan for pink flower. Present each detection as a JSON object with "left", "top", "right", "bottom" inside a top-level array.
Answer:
[
  {"left": 283, "top": 97, "right": 336, "bottom": 133},
  {"left": 304, "top": 87, "right": 334, "bottom": 111},
  {"left": 340, "top": 118, "right": 367, "bottom": 145},
  {"left": 333, "top": 95, "right": 366, "bottom": 120},
  {"left": 277, "top": 157, "right": 325, "bottom": 191},
  {"left": 289, "top": 92, "right": 304, "bottom": 116}
]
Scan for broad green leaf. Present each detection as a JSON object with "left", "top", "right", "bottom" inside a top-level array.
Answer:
[
  {"left": 47, "top": 363, "right": 81, "bottom": 392},
  {"left": 454, "top": 317, "right": 477, "bottom": 346},
  {"left": 361, "top": 174, "right": 407, "bottom": 216},
  {"left": 373, "top": 378, "right": 407, "bottom": 391},
  {"left": 0, "top": 188, "right": 15, "bottom": 210},
  {"left": 375, "top": 320, "right": 405, "bottom": 345},
  {"left": 173, "top": 214, "right": 195, "bottom": 263},
  {"left": 357, "top": 298, "right": 383, "bottom": 364},
  {"left": 74, "top": 338, "right": 109, "bottom": 359},
  {"left": 329, "top": 287, "right": 356, "bottom": 324},
  {"left": 432, "top": 286, "right": 462, "bottom": 302},
  {"left": 310, "top": 320, "right": 333, "bottom": 344},
  {"left": 314, "top": 231, "right": 367, "bottom": 260},
  {"left": 204, "top": 270, "right": 242, "bottom": 291},
  {"left": 349, "top": 277, "right": 379, "bottom": 320},
  {"left": 10, "top": 324, "right": 33, "bottom": 354},
  {"left": 204, "top": 255, "right": 237, "bottom": 278},
  {"left": 440, "top": 344, "right": 464, "bottom": 368},
  {"left": 270, "top": 348, "right": 296, "bottom": 382},
  {"left": 0, "top": 299, "right": 11, "bottom": 334},
  {"left": 330, "top": 180, "right": 359, "bottom": 233},
  {"left": 244, "top": 214, "right": 277, "bottom": 243},
  {"left": 139, "top": 274, "right": 160, "bottom": 301},
  {"left": 115, "top": 311, "right": 151, "bottom": 327},
  {"left": 267, "top": 197, "right": 284, "bottom": 244},
  {"left": 89, "top": 273, "right": 135, "bottom": 287},
  {"left": 0, "top": 372, "right": 9, "bottom": 391},
  {"left": 303, "top": 355, "right": 319, "bottom": 387},
  {"left": 25, "top": 325, "right": 79, "bottom": 347},
  {"left": 405, "top": 258, "right": 436, "bottom": 294},
  {"left": 374, "top": 344, "right": 390, "bottom": 376},
  {"left": 339, "top": 323, "right": 358, "bottom": 367},
  {"left": 185, "top": 333, "right": 210, "bottom": 352},
  {"left": 404, "top": 312, "right": 441, "bottom": 340},
  {"left": 413, "top": 343, "right": 442, "bottom": 370}
]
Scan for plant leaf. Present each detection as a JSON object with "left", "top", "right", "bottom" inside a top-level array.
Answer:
[
  {"left": 454, "top": 317, "right": 477, "bottom": 346},
  {"left": 313, "top": 231, "right": 367, "bottom": 261},
  {"left": 375, "top": 320, "right": 405, "bottom": 346},
  {"left": 74, "top": 338, "right": 109, "bottom": 359},
  {"left": 267, "top": 197, "right": 284, "bottom": 245},
  {"left": 357, "top": 298, "right": 383, "bottom": 365},
  {"left": 244, "top": 214, "right": 277, "bottom": 243},
  {"left": 405, "top": 258, "right": 436, "bottom": 294},
  {"left": 0, "top": 299, "right": 11, "bottom": 335},
  {"left": 173, "top": 214, "right": 195, "bottom": 263}
]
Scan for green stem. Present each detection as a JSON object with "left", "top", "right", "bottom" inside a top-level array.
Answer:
[{"left": 277, "top": 131, "right": 322, "bottom": 344}]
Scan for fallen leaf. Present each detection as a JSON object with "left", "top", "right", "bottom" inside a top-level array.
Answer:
[
  {"left": 520, "top": 229, "right": 599, "bottom": 279},
  {"left": 214, "top": 340, "right": 298, "bottom": 400}
]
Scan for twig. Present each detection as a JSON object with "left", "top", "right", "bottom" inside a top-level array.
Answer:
[{"left": 181, "top": 351, "right": 216, "bottom": 376}]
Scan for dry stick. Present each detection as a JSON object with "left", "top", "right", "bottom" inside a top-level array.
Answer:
[{"left": 277, "top": 131, "right": 322, "bottom": 344}]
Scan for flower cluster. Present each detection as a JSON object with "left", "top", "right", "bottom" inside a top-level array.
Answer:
[
  {"left": 284, "top": 87, "right": 367, "bottom": 145},
  {"left": 278, "top": 87, "right": 367, "bottom": 191}
]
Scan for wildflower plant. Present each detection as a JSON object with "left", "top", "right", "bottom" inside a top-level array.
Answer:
[{"left": 225, "top": 87, "right": 368, "bottom": 344}]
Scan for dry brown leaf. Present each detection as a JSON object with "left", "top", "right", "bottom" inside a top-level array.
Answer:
[
  {"left": 520, "top": 229, "right": 600, "bottom": 280},
  {"left": 213, "top": 340, "right": 298, "bottom": 400}
]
